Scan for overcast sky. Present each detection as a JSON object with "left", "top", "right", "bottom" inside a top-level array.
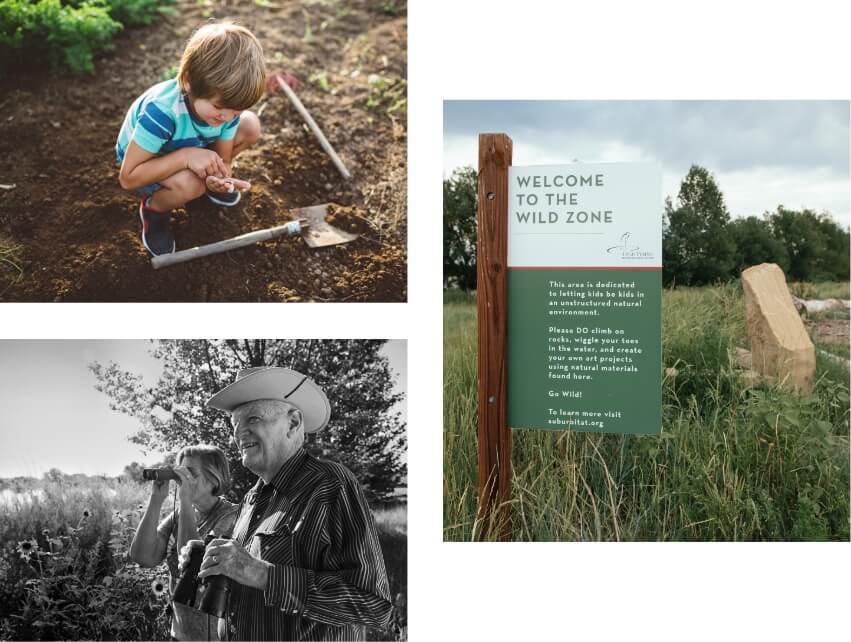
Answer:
[
  {"left": 444, "top": 101, "right": 850, "bottom": 228},
  {"left": 0, "top": 340, "right": 406, "bottom": 478}
]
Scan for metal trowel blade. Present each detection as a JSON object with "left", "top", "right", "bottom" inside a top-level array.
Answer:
[{"left": 292, "top": 204, "right": 359, "bottom": 248}]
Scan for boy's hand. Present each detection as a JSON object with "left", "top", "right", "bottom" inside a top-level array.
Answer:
[
  {"left": 185, "top": 148, "right": 229, "bottom": 180},
  {"left": 206, "top": 175, "right": 251, "bottom": 193}
]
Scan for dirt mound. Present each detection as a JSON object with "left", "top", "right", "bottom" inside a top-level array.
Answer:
[{"left": 0, "top": 0, "right": 406, "bottom": 302}]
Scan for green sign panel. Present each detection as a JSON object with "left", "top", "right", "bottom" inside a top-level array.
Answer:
[{"left": 507, "top": 163, "right": 662, "bottom": 434}]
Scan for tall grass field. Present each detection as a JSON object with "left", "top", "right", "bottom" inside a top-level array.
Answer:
[
  {"left": 444, "top": 283, "right": 850, "bottom": 541},
  {"left": 0, "top": 479, "right": 407, "bottom": 640}
]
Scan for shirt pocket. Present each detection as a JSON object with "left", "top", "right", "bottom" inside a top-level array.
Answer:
[{"left": 251, "top": 527, "right": 295, "bottom": 566}]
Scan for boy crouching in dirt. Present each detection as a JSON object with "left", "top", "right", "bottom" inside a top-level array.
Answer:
[{"left": 116, "top": 22, "right": 264, "bottom": 256}]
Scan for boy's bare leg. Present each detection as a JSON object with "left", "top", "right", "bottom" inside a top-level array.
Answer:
[
  {"left": 230, "top": 110, "right": 261, "bottom": 158},
  {"left": 148, "top": 169, "right": 207, "bottom": 212}
]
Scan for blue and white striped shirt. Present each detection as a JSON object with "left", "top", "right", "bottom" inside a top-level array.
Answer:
[
  {"left": 227, "top": 447, "right": 393, "bottom": 641},
  {"left": 115, "top": 79, "right": 240, "bottom": 163}
]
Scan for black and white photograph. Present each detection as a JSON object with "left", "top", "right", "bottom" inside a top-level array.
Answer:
[{"left": 0, "top": 339, "right": 406, "bottom": 641}]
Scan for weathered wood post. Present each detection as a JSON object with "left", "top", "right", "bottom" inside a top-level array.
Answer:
[{"left": 476, "top": 133, "right": 513, "bottom": 540}]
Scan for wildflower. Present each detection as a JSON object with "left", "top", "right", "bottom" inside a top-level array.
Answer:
[
  {"left": 137, "top": 504, "right": 144, "bottom": 510},
  {"left": 82, "top": 509, "right": 91, "bottom": 519},
  {"left": 16, "top": 539, "right": 39, "bottom": 559},
  {"left": 41, "top": 529, "right": 50, "bottom": 537},
  {"left": 151, "top": 578, "right": 167, "bottom": 597}
]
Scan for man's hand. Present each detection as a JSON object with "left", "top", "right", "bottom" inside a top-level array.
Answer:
[
  {"left": 198, "top": 538, "right": 271, "bottom": 591},
  {"left": 205, "top": 175, "right": 252, "bottom": 193},
  {"left": 185, "top": 148, "right": 229, "bottom": 180}
]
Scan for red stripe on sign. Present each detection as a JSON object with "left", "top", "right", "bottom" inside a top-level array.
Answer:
[{"left": 508, "top": 266, "right": 662, "bottom": 270}]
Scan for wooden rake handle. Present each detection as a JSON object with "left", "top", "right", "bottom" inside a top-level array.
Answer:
[{"left": 275, "top": 75, "right": 352, "bottom": 181}]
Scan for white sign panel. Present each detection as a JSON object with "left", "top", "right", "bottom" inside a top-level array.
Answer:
[{"left": 508, "top": 162, "right": 662, "bottom": 268}]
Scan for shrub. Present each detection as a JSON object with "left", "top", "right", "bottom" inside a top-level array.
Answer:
[
  {"left": 0, "top": 501, "right": 171, "bottom": 640},
  {"left": 0, "top": 0, "right": 120, "bottom": 74},
  {"left": 71, "top": 0, "right": 176, "bottom": 27},
  {"left": 0, "top": 1, "right": 174, "bottom": 75}
]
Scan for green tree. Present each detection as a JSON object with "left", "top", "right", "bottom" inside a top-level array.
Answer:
[
  {"left": 814, "top": 213, "right": 850, "bottom": 281},
  {"left": 43, "top": 467, "right": 64, "bottom": 484},
  {"left": 443, "top": 166, "right": 478, "bottom": 291},
  {"left": 121, "top": 461, "right": 145, "bottom": 483},
  {"left": 663, "top": 165, "right": 736, "bottom": 285},
  {"left": 728, "top": 215, "right": 790, "bottom": 275},
  {"left": 90, "top": 340, "right": 406, "bottom": 504},
  {"left": 768, "top": 207, "right": 829, "bottom": 281}
]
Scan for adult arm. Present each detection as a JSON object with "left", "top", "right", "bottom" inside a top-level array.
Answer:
[
  {"left": 201, "top": 479, "right": 393, "bottom": 629},
  {"left": 129, "top": 481, "right": 170, "bottom": 567},
  {"left": 263, "top": 479, "right": 393, "bottom": 630},
  {"left": 172, "top": 467, "right": 201, "bottom": 550}
]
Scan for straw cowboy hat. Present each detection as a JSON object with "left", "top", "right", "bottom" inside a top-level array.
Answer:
[{"left": 207, "top": 367, "right": 331, "bottom": 433}]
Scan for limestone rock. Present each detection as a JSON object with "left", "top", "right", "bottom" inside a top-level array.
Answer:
[{"left": 741, "top": 263, "right": 816, "bottom": 394}]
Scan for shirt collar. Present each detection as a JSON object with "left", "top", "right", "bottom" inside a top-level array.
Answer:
[{"left": 259, "top": 447, "right": 310, "bottom": 494}]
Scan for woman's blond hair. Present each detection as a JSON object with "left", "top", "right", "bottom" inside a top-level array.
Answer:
[
  {"left": 176, "top": 444, "right": 232, "bottom": 496},
  {"left": 178, "top": 21, "right": 266, "bottom": 110}
]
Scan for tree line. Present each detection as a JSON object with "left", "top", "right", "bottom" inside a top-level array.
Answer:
[
  {"left": 90, "top": 340, "right": 407, "bottom": 506},
  {"left": 444, "top": 164, "right": 850, "bottom": 289}
]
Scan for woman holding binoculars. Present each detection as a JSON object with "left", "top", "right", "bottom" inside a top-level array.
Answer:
[{"left": 130, "top": 445, "right": 239, "bottom": 641}]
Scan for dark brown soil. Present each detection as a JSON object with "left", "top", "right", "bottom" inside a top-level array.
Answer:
[{"left": 0, "top": 0, "right": 406, "bottom": 302}]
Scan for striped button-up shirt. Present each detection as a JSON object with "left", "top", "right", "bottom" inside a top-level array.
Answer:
[{"left": 227, "top": 447, "right": 392, "bottom": 640}]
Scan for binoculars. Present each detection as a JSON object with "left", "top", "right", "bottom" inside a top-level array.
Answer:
[
  {"left": 173, "top": 534, "right": 231, "bottom": 618},
  {"left": 142, "top": 467, "right": 179, "bottom": 482}
]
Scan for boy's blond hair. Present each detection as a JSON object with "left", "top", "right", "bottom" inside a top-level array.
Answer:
[{"left": 178, "top": 21, "right": 266, "bottom": 110}]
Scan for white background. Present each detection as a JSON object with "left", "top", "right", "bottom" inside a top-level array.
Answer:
[{"left": 3, "top": 1, "right": 851, "bottom": 641}]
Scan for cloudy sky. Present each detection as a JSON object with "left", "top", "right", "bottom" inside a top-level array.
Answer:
[
  {"left": 444, "top": 101, "right": 849, "bottom": 228},
  {"left": 0, "top": 340, "right": 406, "bottom": 478}
]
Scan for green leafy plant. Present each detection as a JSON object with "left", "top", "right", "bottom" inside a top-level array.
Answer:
[
  {"left": 366, "top": 74, "right": 406, "bottom": 116},
  {"left": 0, "top": 0, "right": 121, "bottom": 74},
  {"left": 309, "top": 70, "right": 331, "bottom": 93},
  {"left": 159, "top": 63, "right": 178, "bottom": 81},
  {"left": 0, "top": 1, "right": 175, "bottom": 75},
  {"left": 0, "top": 494, "right": 171, "bottom": 640}
]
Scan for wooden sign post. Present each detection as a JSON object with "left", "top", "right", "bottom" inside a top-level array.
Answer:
[
  {"left": 476, "top": 133, "right": 513, "bottom": 540},
  {"left": 476, "top": 132, "right": 663, "bottom": 542}
]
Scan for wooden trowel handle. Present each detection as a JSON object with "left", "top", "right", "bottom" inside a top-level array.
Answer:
[{"left": 151, "top": 220, "right": 303, "bottom": 269}]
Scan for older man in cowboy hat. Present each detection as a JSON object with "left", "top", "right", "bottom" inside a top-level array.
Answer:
[{"left": 185, "top": 366, "right": 393, "bottom": 641}]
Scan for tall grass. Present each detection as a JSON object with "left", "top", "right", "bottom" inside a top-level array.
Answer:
[
  {"left": 2, "top": 480, "right": 408, "bottom": 639},
  {"left": 444, "top": 283, "right": 850, "bottom": 541}
]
